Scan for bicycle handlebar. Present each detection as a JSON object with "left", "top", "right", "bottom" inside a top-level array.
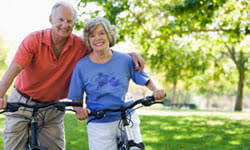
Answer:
[
  {"left": 0, "top": 101, "right": 83, "bottom": 114},
  {"left": 89, "top": 96, "right": 164, "bottom": 117},
  {"left": 0, "top": 96, "right": 164, "bottom": 115}
]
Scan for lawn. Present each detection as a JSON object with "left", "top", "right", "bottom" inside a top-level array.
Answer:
[{"left": 1, "top": 111, "right": 250, "bottom": 150}]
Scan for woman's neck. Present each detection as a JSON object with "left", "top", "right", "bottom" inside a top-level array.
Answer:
[{"left": 89, "top": 49, "right": 113, "bottom": 64}]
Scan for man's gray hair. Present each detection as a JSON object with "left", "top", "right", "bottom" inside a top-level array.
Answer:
[
  {"left": 51, "top": 1, "right": 77, "bottom": 22},
  {"left": 83, "top": 17, "right": 118, "bottom": 51}
]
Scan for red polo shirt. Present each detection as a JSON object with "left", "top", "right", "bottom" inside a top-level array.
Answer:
[{"left": 13, "top": 28, "right": 88, "bottom": 102}]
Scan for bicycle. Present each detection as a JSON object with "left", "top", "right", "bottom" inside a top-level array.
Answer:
[
  {"left": 88, "top": 96, "right": 164, "bottom": 150},
  {"left": 0, "top": 101, "right": 83, "bottom": 150}
]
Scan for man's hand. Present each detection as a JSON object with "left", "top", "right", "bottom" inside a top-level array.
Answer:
[
  {"left": 0, "top": 98, "right": 7, "bottom": 110},
  {"left": 129, "top": 52, "right": 145, "bottom": 72},
  {"left": 75, "top": 108, "right": 91, "bottom": 120}
]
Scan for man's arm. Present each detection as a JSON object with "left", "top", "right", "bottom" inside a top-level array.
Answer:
[
  {"left": 128, "top": 52, "right": 145, "bottom": 72},
  {"left": 0, "top": 62, "right": 23, "bottom": 109}
]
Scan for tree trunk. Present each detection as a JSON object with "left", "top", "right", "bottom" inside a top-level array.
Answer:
[
  {"left": 234, "top": 68, "right": 245, "bottom": 111},
  {"left": 171, "top": 80, "right": 177, "bottom": 104},
  {"left": 206, "top": 89, "right": 212, "bottom": 109},
  {"left": 225, "top": 45, "right": 246, "bottom": 112}
]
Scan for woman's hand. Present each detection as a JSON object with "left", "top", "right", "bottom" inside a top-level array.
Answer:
[
  {"left": 153, "top": 89, "right": 166, "bottom": 100},
  {"left": 75, "top": 107, "right": 91, "bottom": 120}
]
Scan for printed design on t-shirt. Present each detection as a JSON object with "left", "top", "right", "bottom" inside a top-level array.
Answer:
[{"left": 95, "top": 72, "right": 120, "bottom": 90}]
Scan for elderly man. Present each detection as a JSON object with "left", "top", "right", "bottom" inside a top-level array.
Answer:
[{"left": 0, "top": 2, "right": 144, "bottom": 150}]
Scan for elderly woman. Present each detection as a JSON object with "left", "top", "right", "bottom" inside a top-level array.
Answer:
[{"left": 67, "top": 17, "right": 165, "bottom": 150}]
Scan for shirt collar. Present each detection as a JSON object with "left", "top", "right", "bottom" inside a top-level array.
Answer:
[{"left": 42, "top": 28, "right": 74, "bottom": 48}]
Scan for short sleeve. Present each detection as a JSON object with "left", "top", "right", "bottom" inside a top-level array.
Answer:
[
  {"left": 129, "top": 56, "right": 150, "bottom": 85},
  {"left": 13, "top": 32, "right": 37, "bottom": 67}
]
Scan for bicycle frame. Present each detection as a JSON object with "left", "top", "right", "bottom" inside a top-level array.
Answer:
[
  {"left": 1, "top": 101, "right": 83, "bottom": 150},
  {"left": 25, "top": 104, "right": 48, "bottom": 150},
  {"left": 118, "top": 109, "right": 145, "bottom": 150}
]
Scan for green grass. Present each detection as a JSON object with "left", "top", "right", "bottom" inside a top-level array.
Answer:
[{"left": 1, "top": 112, "right": 250, "bottom": 150}]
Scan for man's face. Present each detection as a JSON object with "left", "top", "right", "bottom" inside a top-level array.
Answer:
[{"left": 50, "top": 6, "right": 75, "bottom": 39}]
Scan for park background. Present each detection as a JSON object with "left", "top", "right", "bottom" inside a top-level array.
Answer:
[{"left": 0, "top": 0, "right": 249, "bottom": 149}]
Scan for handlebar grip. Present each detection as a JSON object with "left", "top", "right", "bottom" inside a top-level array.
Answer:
[{"left": 6, "top": 103, "right": 20, "bottom": 112}]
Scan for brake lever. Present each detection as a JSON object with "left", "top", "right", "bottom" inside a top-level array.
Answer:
[
  {"left": 141, "top": 100, "right": 154, "bottom": 106},
  {"left": 87, "top": 111, "right": 105, "bottom": 124},
  {"left": 91, "top": 111, "right": 105, "bottom": 119},
  {"left": 141, "top": 96, "right": 155, "bottom": 106},
  {"left": 54, "top": 103, "right": 66, "bottom": 111},
  {"left": 65, "top": 108, "right": 77, "bottom": 113}
]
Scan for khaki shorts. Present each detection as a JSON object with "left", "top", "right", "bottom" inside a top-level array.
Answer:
[{"left": 3, "top": 88, "right": 65, "bottom": 150}]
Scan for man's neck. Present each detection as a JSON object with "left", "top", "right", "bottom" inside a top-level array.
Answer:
[
  {"left": 51, "top": 32, "right": 68, "bottom": 59},
  {"left": 51, "top": 31, "right": 68, "bottom": 45}
]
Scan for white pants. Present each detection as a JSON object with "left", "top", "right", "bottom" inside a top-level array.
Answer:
[{"left": 87, "top": 112, "right": 142, "bottom": 150}]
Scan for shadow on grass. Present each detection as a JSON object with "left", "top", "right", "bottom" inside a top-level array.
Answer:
[
  {"left": 140, "top": 115, "right": 250, "bottom": 150},
  {"left": 1, "top": 114, "right": 250, "bottom": 150}
]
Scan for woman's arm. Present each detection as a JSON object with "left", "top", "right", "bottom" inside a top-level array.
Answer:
[{"left": 145, "top": 79, "right": 166, "bottom": 100}]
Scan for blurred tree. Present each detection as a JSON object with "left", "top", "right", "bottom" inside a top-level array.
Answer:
[{"left": 0, "top": 35, "right": 7, "bottom": 72}]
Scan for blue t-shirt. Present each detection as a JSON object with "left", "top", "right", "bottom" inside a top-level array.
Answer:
[{"left": 68, "top": 51, "right": 150, "bottom": 123}]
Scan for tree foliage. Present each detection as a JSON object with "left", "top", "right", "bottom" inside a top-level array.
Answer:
[
  {"left": 76, "top": 0, "right": 249, "bottom": 111},
  {"left": 0, "top": 35, "right": 7, "bottom": 72}
]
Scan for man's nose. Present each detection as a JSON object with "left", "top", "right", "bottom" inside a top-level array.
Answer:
[{"left": 62, "top": 21, "right": 70, "bottom": 27}]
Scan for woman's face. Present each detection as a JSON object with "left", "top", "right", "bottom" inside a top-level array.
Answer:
[{"left": 88, "top": 24, "right": 110, "bottom": 52}]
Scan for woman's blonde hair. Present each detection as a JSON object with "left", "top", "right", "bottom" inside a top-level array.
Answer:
[{"left": 83, "top": 17, "right": 118, "bottom": 51}]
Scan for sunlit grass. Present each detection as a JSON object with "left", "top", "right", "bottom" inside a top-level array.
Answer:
[
  {"left": 0, "top": 114, "right": 5, "bottom": 149},
  {"left": 0, "top": 112, "right": 250, "bottom": 150}
]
